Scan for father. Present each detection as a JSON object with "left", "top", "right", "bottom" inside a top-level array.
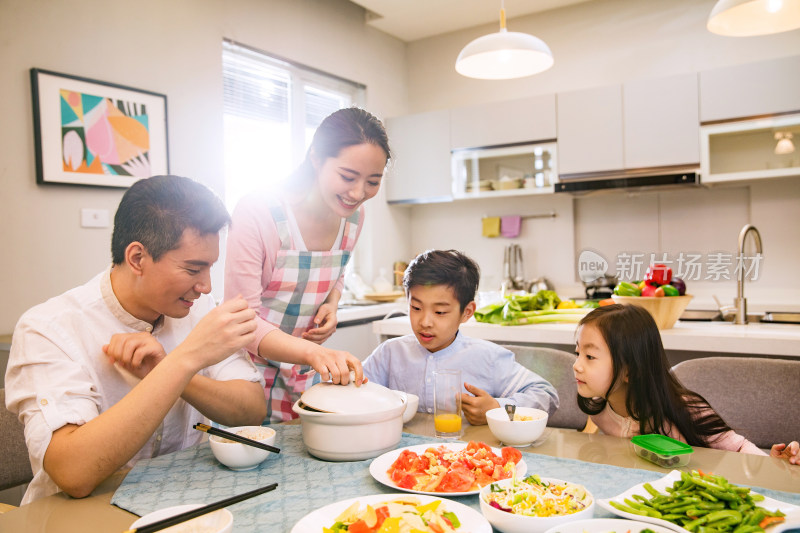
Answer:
[{"left": 5, "top": 175, "right": 267, "bottom": 503}]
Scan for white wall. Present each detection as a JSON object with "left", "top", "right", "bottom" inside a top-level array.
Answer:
[
  {"left": 394, "top": 0, "right": 800, "bottom": 309},
  {"left": 0, "top": 0, "right": 408, "bottom": 333}
]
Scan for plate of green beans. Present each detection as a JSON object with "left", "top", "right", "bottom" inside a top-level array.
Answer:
[{"left": 598, "top": 470, "right": 797, "bottom": 533}]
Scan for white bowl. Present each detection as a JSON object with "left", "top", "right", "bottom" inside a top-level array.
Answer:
[
  {"left": 399, "top": 392, "right": 419, "bottom": 423},
  {"left": 130, "top": 504, "right": 233, "bottom": 533},
  {"left": 480, "top": 477, "right": 594, "bottom": 533},
  {"left": 208, "top": 426, "right": 276, "bottom": 471},
  {"left": 292, "top": 398, "right": 405, "bottom": 461},
  {"left": 486, "top": 407, "right": 548, "bottom": 447}
]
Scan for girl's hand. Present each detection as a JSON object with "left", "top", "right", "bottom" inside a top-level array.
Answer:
[
  {"left": 103, "top": 332, "right": 166, "bottom": 379},
  {"left": 461, "top": 383, "right": 500, "bottom": 426},
  {"left": 302, "top": 303, "right": 338, "bottom": 344},
  {"left": 770, "top": 441, "right": 800, "bottom": 465}
]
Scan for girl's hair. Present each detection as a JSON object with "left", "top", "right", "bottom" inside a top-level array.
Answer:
[
  {"left": 285, "top": 107, "right": 391, "bottom": 192},
  {"left": 577, "top": 304, "right": 734, "bottom": 447}
]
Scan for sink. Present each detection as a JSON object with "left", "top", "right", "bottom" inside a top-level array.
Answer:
[{"left": 679, "top": 310, "right": 800, "bottom": 324}]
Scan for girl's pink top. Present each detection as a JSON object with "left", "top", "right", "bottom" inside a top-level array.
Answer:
[{"left": 591, "top": 403, "right": 766, "bottom": 455}]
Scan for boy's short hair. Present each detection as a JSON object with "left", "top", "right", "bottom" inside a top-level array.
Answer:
[
  {"left": 403, "top": 249, "right": 480, "bottom": 310},
  {"left": 111, "top": 175, "right": 230, "bottom": 264}
]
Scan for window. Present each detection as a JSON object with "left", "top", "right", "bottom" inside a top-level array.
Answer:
[{"left": 222, "top": 39, "right": 365, "bottom": 210}]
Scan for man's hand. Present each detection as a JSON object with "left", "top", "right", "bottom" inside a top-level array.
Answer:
[
  {"left": 103, "top": 332, "right": 166, "bottom": 379},
  {"left": 461, "top": 382, "right": 500, "bottom": 425},
  {"left": 770, "top": 441, "right": 800, "bottom": 465},
  {"left": 302, "top": 302, "right": 338, "bottom": 344},
  {"left": 176, "top": 297, "right": 257, "bottom": 370}
]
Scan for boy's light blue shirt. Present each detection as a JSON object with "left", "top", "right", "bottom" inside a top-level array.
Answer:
[{"left": 362, "top": 331, "right": 559, "bottom": 416}]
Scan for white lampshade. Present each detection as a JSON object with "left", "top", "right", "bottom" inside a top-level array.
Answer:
[
  {"left": 708, "top": 0, "right": 800, "bottom": 36},
  {"left": 456, "top": 28, "right": 554, "bottom": 80},
  {"left": 775, "top": 132, "right": 796, "bottom": 154}
]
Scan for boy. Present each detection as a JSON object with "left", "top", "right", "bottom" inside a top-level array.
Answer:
[{"left": 362, "top": 249, "right": 558, "bottom": 425}]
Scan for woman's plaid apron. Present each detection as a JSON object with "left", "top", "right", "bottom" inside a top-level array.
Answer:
[{"left": 252, "top": 202, "right": 359, "bottom": 423}]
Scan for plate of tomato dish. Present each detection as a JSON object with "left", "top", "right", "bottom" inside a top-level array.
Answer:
[{"left": 369, "top": 440, "right": 526, "bottom": 496}]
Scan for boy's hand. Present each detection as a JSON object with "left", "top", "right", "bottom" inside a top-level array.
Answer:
[
  {"left": 461, "top": 382, "right": 500, "bottom": 425},
  {"left": 103, "top": 332, "right": 166, "bottom": 379},
  {"left": 770, "top": 441, "right": 800, "bottom": 465}
]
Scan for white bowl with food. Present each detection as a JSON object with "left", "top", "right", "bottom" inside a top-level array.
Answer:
[
  {"left": 292, "top": 380, "right": 406, "bottom": 461},
  {"left": 486, "top": 407, "right": 548, "bottom": 447},
  {"left": 480, "top": 475, "right": 594, "bottom": 533},
  {"left": 130, "top": 504, "right": 233, "bottom": 533},
  {"left": 208, "top": 426, "right": 276, "bottom": 471}
]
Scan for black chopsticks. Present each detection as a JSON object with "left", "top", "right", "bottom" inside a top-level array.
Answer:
[
  {"left": 123, "top": 483, "right": 278, "bottom": 533},
  {"left": 193, "top": 423, "right": 281, "bottom": 454}
]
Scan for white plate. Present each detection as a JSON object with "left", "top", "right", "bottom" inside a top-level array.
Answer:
[
  {"left": 130, "top": 504, "right": 233, "bottom": 533},
  {"left": 291, "top": 493, "right": 491, "bottom": 533},
  {"left": 543, "top": 518, "right": 678, "bottom": 533},
  {"left": 598, "top": 470, "right": 799, "bottom": 533},
  {"left": 369, "top": 442, "right": 527, "bottom": 497}
]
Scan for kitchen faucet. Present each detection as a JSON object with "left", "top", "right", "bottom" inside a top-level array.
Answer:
[{"left": 733, "top": 224, "right": 763, "bottom": 325}]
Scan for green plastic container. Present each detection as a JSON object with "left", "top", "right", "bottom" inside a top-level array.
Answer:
[{"left": 631, "top": 434, "right": 693, "bottom": 468}]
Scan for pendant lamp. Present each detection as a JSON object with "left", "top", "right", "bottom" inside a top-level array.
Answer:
[
  {"left": 707, "top": 0, "right": 800, "bottom": 36},
  {"left": 775, "top": 132, "right": 796, "bottom": 155},
  {"left": 455, "top": 1, "right": 553, "bottom": 80}
]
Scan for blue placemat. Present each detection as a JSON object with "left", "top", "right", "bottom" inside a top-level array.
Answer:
[{"left": 112, "top": 425, "right": 800, "bottom": 532}]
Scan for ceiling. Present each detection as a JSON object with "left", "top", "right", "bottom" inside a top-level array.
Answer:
[{"left": 348, "top": 0, "right": 597, "bottom": 42}]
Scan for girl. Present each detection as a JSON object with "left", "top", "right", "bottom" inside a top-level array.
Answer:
[
  {"left": 573, "top": 304, "right": 799, "bottom": 463},
  {"left": 224, "top": 107, "right": 391, "bottom": 424}
]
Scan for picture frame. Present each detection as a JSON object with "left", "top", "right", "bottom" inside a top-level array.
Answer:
[{"left": 30, "top": 68, "right": 169, "bottom": 188}]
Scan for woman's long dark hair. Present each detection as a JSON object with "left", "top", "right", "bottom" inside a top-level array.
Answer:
[
  {"left": 284, "top": 107, "right": 391, "bottom": 193},
  {"left": 577, "top": 304, "right": 733, "bottom": 447}
]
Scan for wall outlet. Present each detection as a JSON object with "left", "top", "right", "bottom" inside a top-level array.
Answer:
[{"left": 81, "top": 208, "right": 110, "bottom": 228}]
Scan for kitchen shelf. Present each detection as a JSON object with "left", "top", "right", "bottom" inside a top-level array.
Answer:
[{"left": 451, "top": 141, "right": 558, "bottom": 200}]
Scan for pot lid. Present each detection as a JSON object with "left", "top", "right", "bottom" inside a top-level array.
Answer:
[{"left": 299, "top": 379, "right": 404, "bottom": 414}]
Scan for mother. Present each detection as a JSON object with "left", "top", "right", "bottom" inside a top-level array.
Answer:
[{"left": 224, "top": 107, "right": 391, "bottom": 423}]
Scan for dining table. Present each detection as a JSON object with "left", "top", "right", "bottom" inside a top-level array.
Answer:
[{"left": 1, "top": 414, "right": 798, "bottom": 532}]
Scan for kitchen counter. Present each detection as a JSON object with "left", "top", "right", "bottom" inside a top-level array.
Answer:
[
  {"left": 372, "top": 316, "right": 800, "bottom": 358},
  {"left": 336, "top": 300, "right": 406, "bottom": 325}
]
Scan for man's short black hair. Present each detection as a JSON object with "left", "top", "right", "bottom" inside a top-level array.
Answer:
[
  {"left": 111, "top": 175, "right": 230, "bottom": 264},
  {"left": 402, "top": 249, "right": 480, "bottom": 311}
]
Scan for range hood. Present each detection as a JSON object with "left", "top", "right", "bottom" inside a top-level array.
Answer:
[{"left": 554, "top": 166, "right": 700, "bottom": 194}]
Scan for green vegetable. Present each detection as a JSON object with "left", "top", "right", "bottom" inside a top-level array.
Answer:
[
  {"left": 443, "top": 511, "right": 460, "bottom": 528},
  {"left": 531, "top": 290, "right": 561, "bottom": 311},
  {"left": 662, "top": 284, "right": 680, "bottom": 297},
  {"left": 614, "top": 281, "right": 642, "bottom": 296},
  {"left": 474, "top": 291, "right": 589, "bottom": 326}
]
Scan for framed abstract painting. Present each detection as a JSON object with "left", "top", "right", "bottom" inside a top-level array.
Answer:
[{"left": 30, "top": 68, "right": 169, "bottom": 188}]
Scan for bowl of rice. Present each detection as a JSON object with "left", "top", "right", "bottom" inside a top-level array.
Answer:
[
  {"left": 208, "top": 426, "right": 276, "bottom": 471},
  {"left": 480, "top": 474, "right": 594, "bottom": 533}
]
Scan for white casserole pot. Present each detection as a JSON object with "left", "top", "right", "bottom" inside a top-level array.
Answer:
[{"left": 292, "top": 380, "right": 406, "bottom": 461}]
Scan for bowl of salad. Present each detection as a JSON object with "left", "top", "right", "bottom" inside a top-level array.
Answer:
[{"left": 479, "top": 474, "right": 594, "bottom": 533}]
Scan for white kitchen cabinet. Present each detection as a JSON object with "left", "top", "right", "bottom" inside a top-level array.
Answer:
[
  {"left": 699, "top": 55, "right": 800, "bottom": 123},
  {"left": 623, "top": 72, "right": 700, "bottom": 169},
  {"left": 557, "top": 85, "right": 624, "bottom": 176},
  {"left": 449, "top": 94, "right": 557, "bottom": 149},
  {"left": 384, "top": 110, "right": 452, "bottom": 204}
]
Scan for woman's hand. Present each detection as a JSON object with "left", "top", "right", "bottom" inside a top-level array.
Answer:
[
  {"left": 770, "top": 441, "right": 800, "bottom": 465},
  {"left": 302, "top": 302, "right": 338, "bottom": 344},
  {"left": 103, "top": 332, "right": 166, "bottom": 379},
  {"left": 461, "top": 383, "right": 500, "bottom": 425},
  {"left": 306, "top": 345, "right": 365, "bottom": 386}
]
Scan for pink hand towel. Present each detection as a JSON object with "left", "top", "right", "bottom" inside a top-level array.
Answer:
[{"left": 500, "top": 215, "right": 522, "bottom": 238}]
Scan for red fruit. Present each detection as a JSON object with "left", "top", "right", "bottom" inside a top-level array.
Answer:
[
  {"left": 645, "top": 264, "right": 673, "bottom": 286},
  {"left": 641, "top": 284, "right": 658, "bottom": 297}
]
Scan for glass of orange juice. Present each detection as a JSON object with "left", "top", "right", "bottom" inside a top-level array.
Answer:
[{"left": 433, "top": 369, "right": 462, "bottom": 438}]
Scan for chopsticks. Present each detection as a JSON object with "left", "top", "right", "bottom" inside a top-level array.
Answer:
[
  {"left": 123, "top": 483, "right": 278, "bottom": 533},
  {"left": 192, "top": 423, "right": 281, "bottom": 454}
]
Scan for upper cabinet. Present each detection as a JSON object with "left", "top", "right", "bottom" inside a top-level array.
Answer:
[
  {"left": 623, "top": 72, "right": 700, "bottom": 169},
  {"left": 557, "top": 85, "right": 625, "bottom": 176},
  {"left": 384, "top": 110, "right": 452, "bottom": 204},
  {"left": 449, "top": 94, "right": 557, "bottom": 149},
  {"left": 699, "top": 55, "right": 800, "bottom": 123}
]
